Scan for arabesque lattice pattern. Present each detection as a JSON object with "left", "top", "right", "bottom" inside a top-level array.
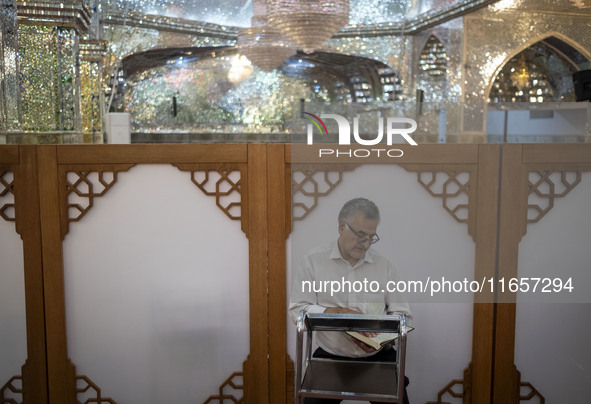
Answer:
[
  {"left": 76, "top": 375, "right": 117, "bottom": 404},
  {"left": 63, "top": 166, "right": 135, "bottom": 224},
  {"left": 416, "top": 170, "right": 470, "bottom": 223},
  {"left": 402, "top": 166, "right": 473, "bottom": 232},
  {"left": 203, "top": 371, "right": 243, "bottom": 404},
  {"left": 519, "top": 381, "right": 545, "bottom": 403},
  {"left": 173, "top": 165, "right": 243, "bottom": 223},
  {"left": 0, "top": 375, "right": 23, "bottom": 404},
  {"left": 291, "top": 166, "right": 358, "bottom": 221},
  {"left": 426, "top": 379, "right": 465, "bottom": 404},
  {"left": 527, "top": 170, "right": 581, "bottom": 223},
  {"left": 189, "top": 169, "right": 242, "bottom": 221},
  {"left": 0, "top": 169, "right": 15, "bottom": 222},
  {"left": 426, "top": 363, "right": 470, "bottom": 404},
  {"left": 174, "top": 164, "right": 247, "bottom": 233}
]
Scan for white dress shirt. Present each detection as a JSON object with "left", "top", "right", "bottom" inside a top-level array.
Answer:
[{"left": 290, "top": 241, "right": 412, "bottom": 357}]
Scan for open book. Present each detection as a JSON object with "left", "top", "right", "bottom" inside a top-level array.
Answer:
[{"left": 346, "top": 327, "right": 414, "bottom": 351}]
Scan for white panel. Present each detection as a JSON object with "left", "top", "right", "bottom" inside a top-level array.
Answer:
[
  {"left": 487, "top": 107, "right": 587, "bottom": 137},
  {"left": 63, "top": 164, "right": 249, "bottom": 403},
  {"left": 516, "top": 172, "right": 591, "bottom": 404},
  {"left": 106, "top": 113, "right": 131, "bottom": 144},
  {"left": 0, "top": 218, "right": 26, "bottom": 387},
  {"left": 288, "top": 164, "right": 474, "bottom": 404},
  {"left": 519, "top": 171, "right": 591, "bottom": 303}
]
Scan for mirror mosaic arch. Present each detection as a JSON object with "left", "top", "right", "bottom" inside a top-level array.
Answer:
[{"left": 488, "top": 34, "right": 590, "bottom": 103}]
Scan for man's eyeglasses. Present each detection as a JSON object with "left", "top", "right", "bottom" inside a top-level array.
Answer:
[{"left": 345, "top": 222, "right": 380, "bottom": 245}]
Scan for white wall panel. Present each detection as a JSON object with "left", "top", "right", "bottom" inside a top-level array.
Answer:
[
  {"left": 516, "top": 172, "right": 591, "bottom": 404},
  {"left": 63, "top": 164, "right": 249, "bottom": 403},
  {"left": 0, "top": 218, "right": 26, "bottom": 390}
]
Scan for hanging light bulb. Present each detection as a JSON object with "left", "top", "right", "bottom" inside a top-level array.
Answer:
[
  {"left": 228, "top": 54, "right": 253, "bottom": 83},
  {"left": 267, "top": 0, "right": 350, "bottom": 54}
]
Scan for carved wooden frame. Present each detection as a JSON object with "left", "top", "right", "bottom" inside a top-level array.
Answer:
[
  {"left": 290, "top": 163, "right": 360, "bottom": 222},
  {"left": 494, "top": 145, "right": 591, "bottom": 404},
  {"left": 519, "top": 381, "right": 545, "bottom": 403},
  {"left": 283, "top": 144, "right": 591, "bottom": 404},
  {"left": 58, "top": 162, "right": 248, "bottom": 238},
  {"left": 58, "top": 164, "right": 135, "bottom": 238},
  {"left": 75, "top": 375, "right": 117, "bottom": 404},
  {"left": 173, "top": 163, "right": 248, "bottom": 234},
  {"left": 285, "top": 144, "right": 484, "bottom": 404},
  {"left": 54, "top": 151, "right": 251, "bottom": 403},
  {"left": 402, "top": 164, "right": 477, "bottom": 239},
  {"left": 58, "top": 161, "right": 248, "bottom": 403},
  {"left": 289, "top": 161, "right": 478, "bottom": 240},
  {"left": 0, "top": 376, "right": 23, "bottom": 404},
  {"left": 203, "top": 372, "right": 244, "bottom": 404},
  {"left": 426, "top": 364, "right": 472, "bottom": 404},
  {"left": 520, "top": 164, "right": 591, "bottom": 240},
  {"left": 0, "top": 144, "right": 260, "bottom": 404},
  {"left": 3, "top": 144, "right": 590, "bottom": 404},
  {"left": 0, "top": 146, "right": 49, "bottom": 404},
  {"left": 526, "top": 168, "right": 582, "bottom": 224}
]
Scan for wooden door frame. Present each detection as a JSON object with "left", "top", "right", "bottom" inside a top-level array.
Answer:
[{"left": 278, "top": 143, "right": 500, "bottom": 404}]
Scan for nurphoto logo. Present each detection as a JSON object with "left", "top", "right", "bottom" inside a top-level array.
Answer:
[{"left": 304, "top": 112, "right": 419, "bottom": 158}]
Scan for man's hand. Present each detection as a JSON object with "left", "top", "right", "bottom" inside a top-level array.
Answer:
[
  {"left": 351, "top": 337, "right": 377, "bottom": 353},
  {"left": 324, "top": 307, "right": 378, "bottom": 352}
]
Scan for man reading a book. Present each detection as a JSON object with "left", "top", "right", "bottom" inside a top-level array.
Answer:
[{"left": 290, "top": 197, "right": 411, "bottom": 404}]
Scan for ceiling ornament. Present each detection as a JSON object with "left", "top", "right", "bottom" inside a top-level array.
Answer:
[
  {"left": 236, "top": 0, "right": 296, "bottom": 72},
  {"left": 267, "top": 0, "right": 350, "bottom": 54},
  {"left": 510, "top": 53, "right": 530, "bottom": 88}
]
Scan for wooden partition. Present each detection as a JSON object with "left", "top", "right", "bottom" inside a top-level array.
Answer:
[
  {"left": 0, "top": 145, "right": 268, "bottom": 404},
  {"left": 0, "top": 143, "right": 590, "bottom": 404},
  {"left": 284, "top": 144, "right": 495, "bottom": 404},
  {"left": 494, "top": 144, "right": 591, "bottom": 404}
]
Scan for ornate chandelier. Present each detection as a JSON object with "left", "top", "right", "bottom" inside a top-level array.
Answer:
[
  {"left": 510, "top": 53, "right": 531, "bottom": 88},
  {"left": 267, "top": 0, "right": 350, "bottom": 54},
  {"left": 236, "top": 0, "right": 296, "bottom": 72}
]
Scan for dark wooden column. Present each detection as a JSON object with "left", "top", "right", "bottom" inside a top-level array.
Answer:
[
  {"left": 267, "top": 144, "right": 290, "bottom": 403},
  {"left": 244, "top": 144, "right": 270, "bottom": 404},
  {"left": 17, "top": 146, "right": 50, "bottom": 403},
  {"left": 37, "top": 146, "right": 76, "bottom": 404},
  {"left": 471, "top": 144, "right": 501, "bottom": 404},
  {"left": 491, "top": 144, "right": 524, "bottom": 404}
]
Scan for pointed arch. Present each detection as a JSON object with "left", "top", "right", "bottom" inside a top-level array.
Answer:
[
  {"left": 418, "top": 34, "right": 449, "bottom": 78},
  {"left": 485, "top": 32, "right": 591, "bottom": 101}
]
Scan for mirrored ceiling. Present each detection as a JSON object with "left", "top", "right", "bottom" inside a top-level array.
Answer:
[
  {"left": 99, "top": 0, "right": 416, "bottom": 27},
  {"left": 99, "top": 0, "right": 591, "bottom": 30}
]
